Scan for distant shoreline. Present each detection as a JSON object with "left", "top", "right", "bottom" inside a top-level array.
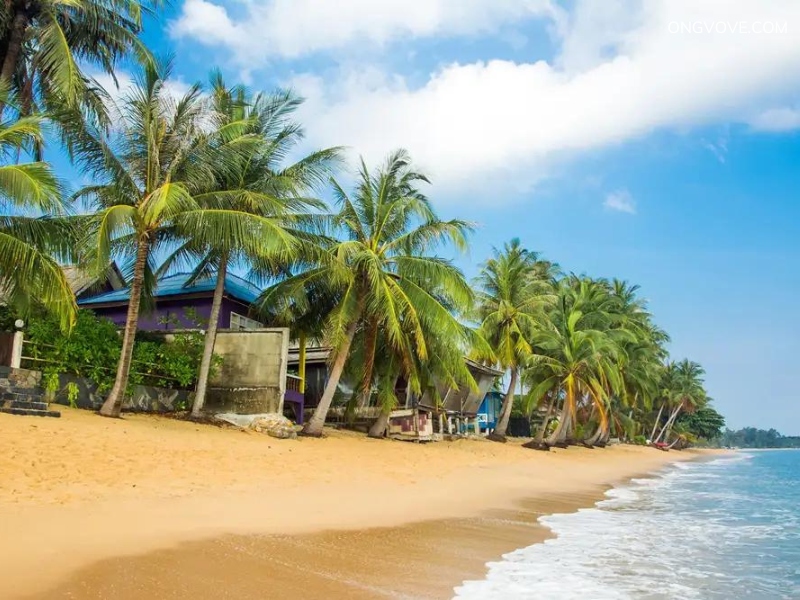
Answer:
[{"left": 0, "top": 408, "right": 724, "bottom": 599}]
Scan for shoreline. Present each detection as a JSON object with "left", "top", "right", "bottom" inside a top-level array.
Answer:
[{"left": 0, "top": 408, "right": 726, "bottom": 599}]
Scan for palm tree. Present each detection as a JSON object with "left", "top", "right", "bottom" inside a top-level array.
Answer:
[
  {"left": 73, "top": 62, "right": 262, "bottom": 417},
  {"left": 528, "top": 278, "right": 625, "bottom": 447},
  {"left": 0, "top": 0, "right": 157, "bottom": 122},
  {"left": 474, "top": 239, "right": 553, "bottom": 441},
  {"left": 594, "top": 279, "right": 667, "bottom": 445},
  {"left": 162, "top": 74, "right": 341, "bottom": 418},
  {"left": 365, "top": 283, "right": 480, "bottom": 438},
  {"left": 258, "top": 149, "right": 473, "bottom": 437},
  {"left": 0, "top": 85, "right": 75, "bottom": 328},
  {"left": 653, "top": 359, "right": 706, "bottom": 444}
]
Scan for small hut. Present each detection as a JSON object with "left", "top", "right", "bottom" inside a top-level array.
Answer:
[{"left": 417, "top": 359, "right": 503, "bottom": 437}]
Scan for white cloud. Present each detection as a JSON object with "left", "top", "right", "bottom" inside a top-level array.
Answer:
[
  {"left": 749, "top": 107, "right": 800, "bottom": 131},
  {"left": 604, "top": 189, "right": 636, "bottom": 214},
  {"left": 168, "top": 0, "right": 800, "bottom": 195},
  {"left": 171, "top": 0, "right": 560, "bottom": 60}
]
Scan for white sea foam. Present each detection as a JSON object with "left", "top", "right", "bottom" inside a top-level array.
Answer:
[{"left": 454, "top": 452, "right": 800, "bottom": 600}]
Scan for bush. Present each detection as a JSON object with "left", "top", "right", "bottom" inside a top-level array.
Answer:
[
  {"left": 18, "top": 308, "right": 216, "bottom": 392},
  {"left": 633, "top": 434, "right": 648, "bottom": 445}
]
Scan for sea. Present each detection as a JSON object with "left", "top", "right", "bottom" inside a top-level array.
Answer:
[{"left": 454, "top": 451, "right": 800, "bottom": 599}]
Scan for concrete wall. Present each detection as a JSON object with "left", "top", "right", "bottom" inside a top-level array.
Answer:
[{"left": 205, "top": 328, "right": 290, "bottom": 415}]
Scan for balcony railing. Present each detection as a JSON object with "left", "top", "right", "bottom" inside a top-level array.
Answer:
[{"left": 285, "top": 374, "right": 303, "bottom": 393}]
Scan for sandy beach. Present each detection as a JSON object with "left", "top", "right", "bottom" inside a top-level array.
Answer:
[{"left": 0, "top": 408, "right": 721, "bottom": 599}]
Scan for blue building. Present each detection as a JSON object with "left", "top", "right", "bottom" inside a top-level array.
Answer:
[{"left": 477, "top": 391, "right": 504, "bottom": 434}]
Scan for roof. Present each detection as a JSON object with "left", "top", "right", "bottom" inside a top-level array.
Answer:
[
  {"left": 0, "top": 262, "right": 125, "bottom": 305},
  {"left": 78, "top": 272, "right": 262, "bottom": 306},
  {"left": 464, "top": 357, "right": 504, "bottom": 377},
  {"left": 62, "top": 263, "right": 126, "bottom": 296}
]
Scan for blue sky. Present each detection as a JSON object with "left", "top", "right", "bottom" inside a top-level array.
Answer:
[{"left": 76, "top": 1, "right": 800, "bottom": 432}]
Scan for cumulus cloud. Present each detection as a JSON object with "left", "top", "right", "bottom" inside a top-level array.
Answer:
[
  {"left": 171, "top": 0, "right": 800, "bottom": 194},
  {"left": 171, "top": 0, "right": 560, "bottom": 60},
  {"left": 604, "top": 190, "right": 636, "bottom": 214}
]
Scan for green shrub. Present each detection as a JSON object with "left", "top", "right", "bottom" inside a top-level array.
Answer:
[
  {"left": 19, "top": 308, "right": 217, "bottom": 392},
  {"left": 633, "top": 434, "right": 647, "bottom": 445}
]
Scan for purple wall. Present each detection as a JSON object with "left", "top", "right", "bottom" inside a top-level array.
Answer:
[{"left": 88, "top": 296, "right": 253, "bottom": 331}]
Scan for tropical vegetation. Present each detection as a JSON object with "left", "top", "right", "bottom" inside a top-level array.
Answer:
[
  {"left": 721, "top": 427, "right": 800, "bottom": 449},
  {"left": 0, "top": 3, "right": 727, "bottom": 450}
]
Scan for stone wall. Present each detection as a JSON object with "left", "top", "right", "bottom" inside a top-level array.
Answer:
[
  {"left": 53, "top": 373, "right": 193, "bottom": 413},
  {"left": 205, "top": 328, "right": 290, "bottom": 415},
  {"left": 0, "top": 366, "right": 42, "bottom": 390}
]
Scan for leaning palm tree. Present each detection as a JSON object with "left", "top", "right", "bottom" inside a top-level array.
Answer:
[
  {"left": 653, "top": 359, "right": 706, "bottom": 444},
  {"left": 0, "top": 0, "right": 158, "bottom": 123},
  {"left": 474, "top": 239, "right": 554, "bottom": 441},
  {"left": 73, "top": 62, "right": 264, "bottom": 417},
  {"left": 258, "top": 149, "right": 473, "bottom": 437},
  {"left": 162, "top": 74, "right": 341, "bottom": 417},
  {"left": 0, "top": 85, "right": 75, "bottom": 328},
  {"left": 365, "top": 284, "right": 481, "bottom": 438},
  {"left": 529, "top": 278, "right": 625, "bottom": 447}
]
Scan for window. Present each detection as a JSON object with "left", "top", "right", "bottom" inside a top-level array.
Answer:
[{"left": 229, "top": 312, "right": 263, "bottom": 331}]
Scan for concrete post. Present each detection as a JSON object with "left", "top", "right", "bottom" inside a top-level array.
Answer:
[{"left": 10, "top": 331, "right": 23, "bottom": 368}]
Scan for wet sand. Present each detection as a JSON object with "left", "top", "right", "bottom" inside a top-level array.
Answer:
[{"left": 0, "top": 408, "right": 720, "bottom": 599}]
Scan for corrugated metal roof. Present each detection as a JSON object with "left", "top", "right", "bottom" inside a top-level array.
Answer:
[{"left": 78, "top": 272, "right": 261, "bottom": 306}]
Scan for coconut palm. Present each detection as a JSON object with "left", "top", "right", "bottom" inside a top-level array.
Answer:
[
  {"left": 653, "top": 359, "right": 706, "bottom": 444},
  {"left": 365, "top": 284, "right": 481, "bottom": 438},
  {"left": 526, "top": 278, "right": 626, "bottom": 446},
  {"left": 0, "top": 0, "right": 157, "bottom": 123},
  {"left": 73, "top": 61, "right": 271, "bottom": 417},
  {"left": 257, "top": 149, "right": 473, "bottom": 437},
  {"left": 0, "top": 85, "right": 75, "bottom": 328},
  {"left": 474, "top": 239, "right": 554, "bottom": 441},
  {"left": 161, "top": 74, "right": 341, "bottom": 417},
  {"left": 591, "top": 279, "right": 667, "bottom": 445}
]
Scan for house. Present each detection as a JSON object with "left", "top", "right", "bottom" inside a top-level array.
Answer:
[
  {"left": 78, "top": 272, "right": 264, "bottom": 330},
  {"left": 288, "top": 341, "right": 503, "bottom": 438},
  {"left": 477, "top": 391, "right": 504, "bottom": 434},
  {"left": 79, "top": 272, "right": 297, "bottom": 419}
]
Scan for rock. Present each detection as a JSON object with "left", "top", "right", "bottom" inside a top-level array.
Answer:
[{"left": 251, "top": 414, "right": 297, "bottom": 440}]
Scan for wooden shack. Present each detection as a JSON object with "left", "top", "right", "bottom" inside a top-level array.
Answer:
[{"left": 387, "top": 407, "right": 434, "bottom": 442}]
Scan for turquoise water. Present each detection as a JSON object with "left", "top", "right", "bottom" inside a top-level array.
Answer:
[{"left": 455, "top": 451, "right": 800, "bottom": 599}]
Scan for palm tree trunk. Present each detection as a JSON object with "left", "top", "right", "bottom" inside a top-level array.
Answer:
[
  {"left": 368, "top": 406, "right": 392, "bottom": 438},
  {"left": 663, "top": 410, "right": 681, "bottom": 444},
  {"left": 655, "top": 405, "right": 682, "bottom": 443},
  {"left": 585, "top": 421, "right": 604, "bottom": 446},
  {"left": 0, "top": 8, "right": 28, "bottom": 116},
  {"left": 190, "top": 257, "right": 227, "bottom": 417},
  {"left": 546, "top": 403, "right": 571, "bottom": 445},
  {"left": 356, "top": 319, "right": 378, "bottom": 408},
  {"left": 367, "top": 375, "right": 400, "bottom": 439},
  {"left": 345, "top": 318, "right": 377, "bottom": 424},
  {"left": 301, "top": 319, "right": 359, "bottom": 437},
  {"left": 534, "top": 388, "right": 559, "bottom": 444},
  {"left": 0, "top": 9, "right": 27, "bottom": 83},
  {"left": 489, "top": 368, "right": 518, "bottom": 441},
  {"left": 649, "top": 404, "right": 664, "bottom": 441},
  {"left": 99, "top": 238, "right": 149, "bottom": 418}
]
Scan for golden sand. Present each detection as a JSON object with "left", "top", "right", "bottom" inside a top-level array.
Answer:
[{"left": 0, "top": 408, "right": 721, "bottom": 599}]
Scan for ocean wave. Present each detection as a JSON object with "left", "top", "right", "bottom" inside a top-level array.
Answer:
[{"left": 454, "top": 452, "right": 800, "bottom": 600}]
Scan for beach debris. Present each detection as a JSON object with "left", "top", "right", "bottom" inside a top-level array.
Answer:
[
  {"left": 251, "top": 414, "right": 297, "bottom": 439},
  {"left": 214, "top": 412, "right": 298, "bottom": 439}
]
